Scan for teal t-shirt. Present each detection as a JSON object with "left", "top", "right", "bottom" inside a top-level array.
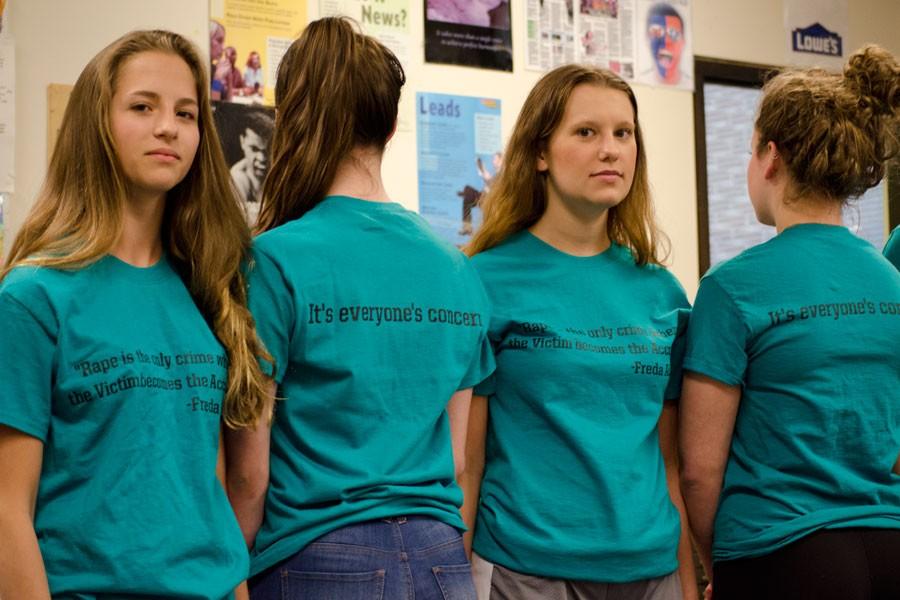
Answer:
[
  {"left": 247, "top": 195, "right": 495, "bottom": 576},
  {"left": 470, "top": 231, "right": 690, "bottom": 582},
  {"left": 0, "top": 256, "right": 247, "bottom": 599},
  {"left": 684, "top": 224, "right": 900, "bottom": 562},
  {"left": 885, "top": 226, "right": 900, "bottom": 269}
]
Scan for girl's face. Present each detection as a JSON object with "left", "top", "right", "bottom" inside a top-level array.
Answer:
[
  {"left": 109, "top": 51, "right": 200, "bottom": 205},
  {"left": 537, "top": 84, "right": 637, "bottom": 216}
]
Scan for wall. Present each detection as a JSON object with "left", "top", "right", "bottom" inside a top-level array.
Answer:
[{"left": 6, "top": 0, "right": 900, "bottom": 295}]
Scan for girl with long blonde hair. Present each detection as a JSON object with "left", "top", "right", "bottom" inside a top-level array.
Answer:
[
  {"left": 0, "top": 29, "right": 269, "bottom": 598},
  {"left": 226, "top": 17, "right": 494, "bottom": 600},
  {"left": 461, "top": 65, "right": 697, "bottom": 599}
]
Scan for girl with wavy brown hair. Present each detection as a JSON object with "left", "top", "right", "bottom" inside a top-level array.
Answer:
[
  {"left": 680, "top": 45, "right": 900, "bottom": 599},
  {"left": 0, "top": 30, "right": 270, "bottom": 598},
  {"left": 460, "top": 65, "right": 696, "bottom": 599},
  {"left": 226, "top": 17, "right": 494, "bottom": 600}
]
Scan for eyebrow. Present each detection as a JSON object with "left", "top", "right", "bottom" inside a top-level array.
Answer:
[{"left": 127, "top": 90, "right": 198, "bottom": 107}]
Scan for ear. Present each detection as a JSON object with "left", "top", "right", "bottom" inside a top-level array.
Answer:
[
  {"left": 386, "top": 119, "right": 398, "bottom": 144},
  {"left": 536, "top": 150, "right": 548, "bottom": 172},
  {"left": 763, "top": 141, "right": 780, "bottom": 180}
]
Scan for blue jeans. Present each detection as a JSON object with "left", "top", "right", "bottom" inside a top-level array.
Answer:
[{"left": 249, "top": 516, "right": 476, "bottom": 600}]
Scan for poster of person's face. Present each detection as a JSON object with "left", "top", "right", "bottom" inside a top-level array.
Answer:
[
  {"left": 212, "top": 102, "right": 275, "bottom": 226},
  {"left": 636, "top": 0, "right": 692, "bottom": 89},
  {"left": 424, "top": 0, "right": 513, "bottom": 71}
]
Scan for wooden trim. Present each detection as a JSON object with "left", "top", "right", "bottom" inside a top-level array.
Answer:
[{"left": 693, "top": 56, "right": 779, "bottom": 275}]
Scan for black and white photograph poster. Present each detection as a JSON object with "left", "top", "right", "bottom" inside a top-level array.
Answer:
[{"left": 212, "top": 102, "right": 275, "bottom": 227}]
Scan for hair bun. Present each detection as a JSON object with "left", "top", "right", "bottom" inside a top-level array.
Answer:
[{"left": 843, "top": 44, "right": 899, "bottom": 114}]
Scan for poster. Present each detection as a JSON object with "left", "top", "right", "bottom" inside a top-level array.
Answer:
[
  {"left": 784, "top": 0, "right": 847, "bottom": 70},
  {"left": 424, "top": 0, "right": 513, "bottom": 71},
  {"left": 576, "top": 0, "right": 635, "bottom": 79},
  {"left": 634, "top": 0, "right": 692, "bottom": 89},
  {"left": 209, "top": 0, "right": 307, "bottom": 106},
  {"left": 212, "top": 102, "right": 276, "bottom": 227},
  {"left": 416, "top": 93, "right": 502, "bottom": 246},
  {"left": 319, "top": 0, "right": 411, "bottom": 64},
  {"left": 527, "top": 0, "right": 692, "bottom": 90}
]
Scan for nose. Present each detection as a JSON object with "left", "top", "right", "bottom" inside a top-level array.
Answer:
[
  {"left": 154, "top": 110, "right": 178, "bottom": 139},
  {"left": 597, "top": 133, "right": 618, "bottom": 161}
]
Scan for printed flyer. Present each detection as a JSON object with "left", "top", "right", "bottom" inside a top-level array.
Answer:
[
  {"left": 319, "top": 0, "right": 411, "bottom": 64},
  {"left": 424, "top": 0, "right": 513, "bottom": 71},
  {"left": 416, "top": 92, "right": 502, "bottom": 246},
  {"left": 209, "top": 0, "right": 307, "bottom": 105}
]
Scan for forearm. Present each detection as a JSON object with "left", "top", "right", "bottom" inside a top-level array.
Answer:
[
  {"left": 666, "top": 466, "right": 699, "bottom": 600},
  {"left": 0, "top": 514, "right": 52, "bottom": 599},
  {"left": 458, "top": 463, "right": 484, "bottom": 557},
  {"left": 228, "top": 474, "right": 268, "bottom": 549},
  {"left": 680, "top": 477, "right": 720, "bottom": 577}
]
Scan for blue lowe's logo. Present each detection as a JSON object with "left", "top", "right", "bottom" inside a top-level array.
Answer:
[{"left": 792, "top": 23, "right": 842, "bottom": 56}]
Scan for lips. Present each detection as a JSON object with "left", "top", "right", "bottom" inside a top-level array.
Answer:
[
  {"left": 147, "top": 148, "right": 181, "bottom": 160},
  {"left": 656, "top": 50, "right": 673, "bottom": 68},
  {"left": 591, "top": 170, "right": 623, "bottom": 178}
]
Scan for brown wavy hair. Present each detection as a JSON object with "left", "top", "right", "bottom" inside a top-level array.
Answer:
[
  {"left": 755, "top": 44, "right": 899, "bottom": 202},
  {"left": 2, "top": 30, "right": 271, "bottom": 427},
  {"left": 465, "top": 64, "right": 666, "bottom": 265},
  {"left": 255, "top": 17, "right": 405, "bottom": 232}
]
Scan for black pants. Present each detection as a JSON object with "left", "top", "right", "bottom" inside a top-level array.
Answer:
[{"left": 714, "top": 528, "right": 900, "bottom": 600}]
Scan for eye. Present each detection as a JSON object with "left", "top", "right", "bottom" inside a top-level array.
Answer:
[
  {"left": 130, "top": 103, "right": 151, "bottom": 113},
  {"left": 615, "top": 128, "right": 634, "bottom": 139},
  {"left": 177, "top": 110, "right": 197, "bottom": 121},
  {"left": 576, "top": 127, "right": 595, "bottom": 138}
]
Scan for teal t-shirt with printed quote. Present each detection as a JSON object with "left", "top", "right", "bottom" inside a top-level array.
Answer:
[
  {"left": 247, "top": 195, "right": 495, "bottom": 576},
  {"left": 0, "top": 256, "right": 247, "bottom": 599},
  {"left": 885, "top": 226, "right": 900, "bottom": 269},
  {"left": 684, "top": 223, "right": 900, "bottom": 562},
  {"left": 469, "top": 231, "right": 689, "bottom": 583}
]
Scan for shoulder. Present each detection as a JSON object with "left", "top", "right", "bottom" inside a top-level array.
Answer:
[{"left": 0, "top": 264, "right": 89, "bottom": 334}]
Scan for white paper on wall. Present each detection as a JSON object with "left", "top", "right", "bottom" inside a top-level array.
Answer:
[{"left": 0, "top": 37, "right": 15, "bottom": 194}]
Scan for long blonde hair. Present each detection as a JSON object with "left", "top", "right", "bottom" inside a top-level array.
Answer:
[
  {"left": 466, "top": 65, "right": 666, "bottom": 265},
  {"left": 2, "top": 30, "right": 271, "bottom": 427},
  {"left": 255, "top": 17, "right": 405, "bottom": 232}
]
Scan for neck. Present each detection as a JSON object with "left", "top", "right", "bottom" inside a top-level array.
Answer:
[
  {"left": 112, "top": 193, "right": 166, "bottom": 267},
  {"left": 326, "top": 145, "right": 390, "bottom": 203},
  {"left": 529, "top": 197, "right": 611, "bottom": 256},
  {"left": 773, "top": 192, "right": 843, "bottom": 234}
]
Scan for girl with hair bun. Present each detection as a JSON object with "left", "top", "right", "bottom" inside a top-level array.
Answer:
[
  {"left": 680, "top": 45, "right": 900, "bottom": 599},
  {"left": 226, "top": 17, "right": 494, "bottom": 600},
  {"left": 461, "top": 64, "right": 696, "bottom": 600},
  {"left": 0, "top": 30, "right": 269, "bottom": 598}
]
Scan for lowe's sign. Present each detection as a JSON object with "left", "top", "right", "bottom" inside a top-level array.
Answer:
[{"left": 792, "top": 22, "right": 842, "bottom": 56}]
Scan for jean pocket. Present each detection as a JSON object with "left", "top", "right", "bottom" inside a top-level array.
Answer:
[
  {"left": 432, "top": 564, "right": 477, "bottom": 600},
  {"left": 283, "top": 569, "right": 385, "bottom": 600}
]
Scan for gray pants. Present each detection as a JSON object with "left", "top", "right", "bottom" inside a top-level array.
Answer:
[{"left": 472, "top": 552, "right": 682, "bottom": 600}]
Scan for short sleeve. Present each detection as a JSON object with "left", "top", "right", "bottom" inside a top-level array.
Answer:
[
  {"left": 459, "top": 330, "right": 496, "bottom": 391},
  {"left": 664, "top": 306, "right": 691, "bottom": 400},
  {"left": 0, "top": 294, "right": 56, "bottom": 441},
  {"left": 247, "top": 246, "right": 295, "bottom": 384},
  {"left": 884, "top": 227, "right": 900, "bottom": 270},
  {"left": 683, "top": 276, "right": 749, "bottom": 386}
]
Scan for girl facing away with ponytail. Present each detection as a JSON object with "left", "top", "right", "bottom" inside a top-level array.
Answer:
[
  {"left": 0, "top": 30, "right": 270, "bottom": 598},
  {"left": 226, "top": 17, "right": 494, "bottom": 600},
  {"left": 679, "top": 45, "right": 900, "bottom": 599}
]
